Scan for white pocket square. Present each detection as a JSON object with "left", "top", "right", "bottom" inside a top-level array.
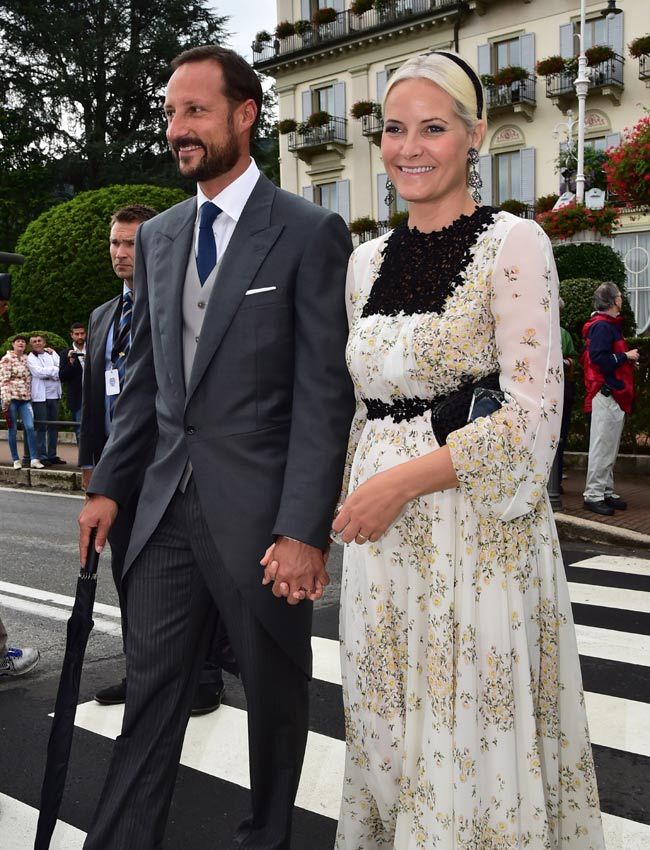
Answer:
[{"left": 245, "top": 286, "right": 277, "bottom": 296}]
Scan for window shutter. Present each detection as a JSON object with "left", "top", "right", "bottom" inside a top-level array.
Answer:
[
  {"left": 606, "top": 11, "right": 624, "bottom": 55},
  {"left": 605, "top": 132, "right": 621, "bottom": 149},
  {"left": 300, "top": 0, "right": 311, "bottom": 20},
  {"left": 560, "top": 23, "right": 574, "bottom": 59},
  {"left": 477, "top": 43, "right": 491, "bottom": 76},
  {"left": 302, "top": 90, "right": 312, "bottom": 120},
  {"left": 478, "top": 155, "right": 492, "bottom": 206},
  {"left": 377, "top": 173, "right": 389, "bottom": 221},
  {"left": 519, "top": 33, "right": 535, "bottom": 76},
  {"left": 331, "top": 0, "right": 344, "bottom": 11},
  {"left": 336, "top": 179, "right": 350, "bottom": 224},
  {"left": 520, "top": 147, "right": 535, "bottom": 207},
  {"left": 376, "top": 70, "right": 388, "bottom": 102},
  {"left": 303, "top": 186, "right": 314, "bottom": 203},
  {"left": 333, "top": 81, "right": 346, "bottom": 119}
]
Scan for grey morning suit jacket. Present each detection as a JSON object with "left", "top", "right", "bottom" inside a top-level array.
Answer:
[{"left": 88, "top": 174, "right": 355, "bottom": 676}]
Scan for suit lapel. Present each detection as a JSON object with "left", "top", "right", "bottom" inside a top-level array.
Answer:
[
  {"left": 185, "top": 176, "right": 284, "bottom": 406},
  {"left": 150, "top": 199, "right": 195, "bottom": 393}
]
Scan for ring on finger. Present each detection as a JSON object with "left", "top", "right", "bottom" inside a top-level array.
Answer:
[{"left": 355, "top": 532, "right": 368, "bottom": 543}]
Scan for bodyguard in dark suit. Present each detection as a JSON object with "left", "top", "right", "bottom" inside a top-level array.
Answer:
[{"left": 78, "top": 46, "right": 354, "bottom": 849}]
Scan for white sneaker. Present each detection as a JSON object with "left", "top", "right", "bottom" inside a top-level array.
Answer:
[
  {"left": 13, "top": 460, "right": 22, "bottom": 469},
  {"left": 0, "top": 647, "right": 40, "bottom": 678},
  {"left": 30, "top": 459, "right": 45, "bottom": 469}
]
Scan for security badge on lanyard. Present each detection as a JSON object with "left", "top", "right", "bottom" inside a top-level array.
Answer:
[{"left": 105, "top": 352, "right": 125, "bottom": 396}]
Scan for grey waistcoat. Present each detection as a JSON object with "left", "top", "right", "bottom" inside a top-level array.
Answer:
[{"left": 181, "top": 248, "right": 222, "bottom": 388}]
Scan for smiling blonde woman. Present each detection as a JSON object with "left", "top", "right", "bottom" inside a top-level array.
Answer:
[{"left": 332, "top": 52, "right": 605, "bottom": 850}]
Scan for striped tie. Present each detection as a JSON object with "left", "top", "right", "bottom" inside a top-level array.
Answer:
[
  {"left": 196, "top": 202, "right": 221, "bottom": 285},
  {"left": 109, "top": 289, "right": 133, "bottom": 421}
]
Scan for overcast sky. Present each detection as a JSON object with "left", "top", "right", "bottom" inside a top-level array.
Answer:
[{"left": 211, "top": 0, "right": 278, "bottom": 63}]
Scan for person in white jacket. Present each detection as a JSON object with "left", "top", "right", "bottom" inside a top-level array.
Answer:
[{"left": 27, "top": 334, "right": 64, "bottom": 466}]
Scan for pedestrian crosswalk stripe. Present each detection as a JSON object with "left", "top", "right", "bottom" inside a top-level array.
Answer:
[
  {"left": 584, "top": 692, "right": 650, "bottom": 757},
  {"left": 0, "top": 793, "right": 85, "bottom": 849},
  {"left": 0, "top": 593, "right": 122, "bottom": 638},
  {"left": 0, "top": 580, "right": 121, "bottom": 619},
  {"left": 568, "top": 581, "right": 650, "bottom": 613},
  {"left": 602, "top": 811, "right": 650, "bottom": 850},
  {"left": 574, "top": 623, "right": 650, "bottom": 667},
  {"left": 569, "top": 556, "right": 650, "bottom": 577},
  {"left": 70, "top": 701, "right": 346, "bottom": 820}
]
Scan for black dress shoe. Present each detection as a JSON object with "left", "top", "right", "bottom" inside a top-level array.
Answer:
[
  {"left": 604, "top": 496, "right": 627, "bottom": 510},
  {"left": 583, "top": 500, "right": 615, "bottom": 516},
  {"left": 95, "top": 678, "right": 127, "bottom": 705},
  {"left": 191, "top": 684, "right": 224, "bottom": 717},
  {"left": 49, "top": 457, "right": 67, "bottom": 465}
]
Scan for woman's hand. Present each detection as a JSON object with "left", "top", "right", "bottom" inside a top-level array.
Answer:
[{"left": 331, "top": 468, "right": 410, "bottom": 545}]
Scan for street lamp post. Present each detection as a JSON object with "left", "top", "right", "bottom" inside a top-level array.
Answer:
[{"left": 574, "top": 0, "right": 622, "bottom": 204}]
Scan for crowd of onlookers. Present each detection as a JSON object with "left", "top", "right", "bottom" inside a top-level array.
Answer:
[{"left": 0, "top": 324, "right": 86, "bottom": 470}]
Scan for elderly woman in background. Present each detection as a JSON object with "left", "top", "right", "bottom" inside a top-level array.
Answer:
[
  {"left": 331, "top": 52, "right": 605, "bottom": 849},
  {"left": 0, "top": 335, "right": 44, "bottom": 469}
]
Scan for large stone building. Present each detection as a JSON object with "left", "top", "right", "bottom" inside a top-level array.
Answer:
[{"left": 253, "top": 0, "right": 649, "bottom": 332}]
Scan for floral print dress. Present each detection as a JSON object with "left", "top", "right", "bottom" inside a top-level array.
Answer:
[{"left": 335, "top": 208, "right": 605, "bottom": 850}]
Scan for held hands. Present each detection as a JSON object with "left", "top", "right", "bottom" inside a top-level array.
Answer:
[
  {"left": 78, "top": 494, "right": 118, "bottom": 565},
  {"left": 331, "top": 468, "right": 409, "bottom": 545},
  {"left": 260, "top": 537, "right": 330, "bottom": 604}
]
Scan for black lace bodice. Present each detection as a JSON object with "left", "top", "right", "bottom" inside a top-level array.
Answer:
[{"left": 362, "top": 206, "right": 498, "bottom": 318}]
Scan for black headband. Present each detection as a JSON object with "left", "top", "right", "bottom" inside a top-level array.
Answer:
[{"left": 431, "top": 51, "right": 484, "bottom": 119}]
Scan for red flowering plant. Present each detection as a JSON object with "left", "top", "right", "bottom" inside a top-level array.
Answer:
[
  {"left": 536, "top": 202, "right": 620, "bottom": 240},
  {"left": 602, "top": 115, "right": 650, "bottom": 208}
]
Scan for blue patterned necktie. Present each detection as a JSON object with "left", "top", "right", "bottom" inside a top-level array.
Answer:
[
  {"left": 196, "top": 202, "right": 222, "bottom": 285},
  {"left": 109, "top": 289, "right": 133, "bottom": 421}
]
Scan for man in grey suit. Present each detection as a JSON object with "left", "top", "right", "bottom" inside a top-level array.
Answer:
[{"left": 78, "top": 45, "right": 354, "bottom": 849}]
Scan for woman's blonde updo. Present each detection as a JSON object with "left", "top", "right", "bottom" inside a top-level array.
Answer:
[{"left": 383, "top": 52, "right": 486, "bottom": 133}]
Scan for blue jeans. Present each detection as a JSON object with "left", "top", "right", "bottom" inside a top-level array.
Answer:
[
  {"left": 32, "top": 398, "right": 60, "bottom": 461},
  {"left": 72, "top": 408, "right": 82, "bottom": 445},
  {"left": 8, "top": 400, "right": 39, "bottom": 462}
]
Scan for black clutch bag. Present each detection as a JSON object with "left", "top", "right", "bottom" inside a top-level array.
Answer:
[{"left": 430, "top": 372, "right": 503, "bottom": 446}]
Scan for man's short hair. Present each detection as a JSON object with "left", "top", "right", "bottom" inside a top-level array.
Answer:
[
  {"left": 170, "top": 45, "right": 263, "bottom": 138},
  {"left": 70, "top": 322, "right": 85, "bottom": 331},
  {"left": 593, "top": 281, "right": 621, "bottom": 312},
  {"left": 13, "top": 334, "right": 27, "bottom": 344},
  {"left": 110, "top": 204, "right": 158, "bottom": 229},
  {"left": 29, "top": 333, "right": 46, "bottom": 343}
]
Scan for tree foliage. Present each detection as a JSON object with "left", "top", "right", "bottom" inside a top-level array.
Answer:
[
  {"left": 9, "top": 184, "right": 188, "bottom": 338},
  {"left": 1, "top": 330, "right": 68, "bottom": 354},
  {"left": 0, "top": 0, "right": 229, "bottom": 188}
]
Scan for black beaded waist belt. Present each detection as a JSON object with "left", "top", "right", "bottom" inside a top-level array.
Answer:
[{"left": 362, "top": 373, "right": 501, "bottom": 426}]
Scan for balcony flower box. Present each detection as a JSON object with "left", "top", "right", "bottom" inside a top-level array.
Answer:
[
  {"left": 350, "top": 100, "right": 377, "bottom": 119},
  {"left": 585, "top": 45, "right": 615, "bottom": 66},
  {"left": 493, "top": 66, "right": 529, "bottom": 86},
  {"left": 275, "top": 21, "right": 295, "bottom": 39},
  {"left": 312, "top": 7, "right": 337, "bottom": 25},
  {"left": 307, "top": 110, "right": 331, "bottom": 128},
  {"left": 277, "top": 119, "right": 297, "bottom": 135},
  {"left": 350, "top": 0, "right": 373, "bottom": 14},
  {"left": 349, "top": 216, "right": 379, "bottom": 236},
  {"left": 628, "top": 34, "right": 650, "bottom": 58},
  {"left": 536, "top": 55, "right": 566, "bottom": 76}
]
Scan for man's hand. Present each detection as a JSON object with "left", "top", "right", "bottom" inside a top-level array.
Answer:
[
  {"left": 78, "top": 494, "right": 118, "bottom": 565},
  {"left": 626, "top": 348, "right": 640, "bottom": 363},
  {"left": 260, "top": 537, "right": 329, "bottom": 604}
]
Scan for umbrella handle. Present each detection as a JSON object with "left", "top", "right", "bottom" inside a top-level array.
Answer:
[{"left": 82, "top": 529, "right": 100, "bottom": 578}]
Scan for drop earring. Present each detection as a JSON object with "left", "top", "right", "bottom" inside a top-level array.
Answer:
[
  {"left": 467, "top": 147, "right": 482, "bottom": 204},
  {"left": 384, "top": 176, "right": 394, "bottom": 208}
]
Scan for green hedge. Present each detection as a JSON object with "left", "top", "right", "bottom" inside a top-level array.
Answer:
[
  {"left": 9, "top": 184, "right": 188, "bottom": 339},
  {"left": 567, "top": 336, "right": 650, "bottom": 453},
  {"left": 553, "top": 242, "right": 626, "bottom": 287}
]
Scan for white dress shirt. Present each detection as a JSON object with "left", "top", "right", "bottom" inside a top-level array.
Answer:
[
  {"left": 194, "top": 158, "right": 260, "bottom": 261},
  {"left": 27, "top": 350, "right": 61, "bottom": 401}
]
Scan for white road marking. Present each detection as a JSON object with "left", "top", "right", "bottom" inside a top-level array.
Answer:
[
  {"left": 585, "top": 692, "right": 650, "bottom": 757},
  {"left": 568, "top": 581, "right": 650, "bottom": 613},
  {"left": 574, "top": 624, "right": 650, "bottom": 667},
  {"left": 0, "top": 793, "right": 85, "bottom": 849},
  {"left": 569, "top": 556, "right": 650, "bottom": 577},
  {"left": 602, "top": 811, "right": 650, "bottom": 850},
  {"left": 0, "top": 485, "right": 83, "bottom": 500}
]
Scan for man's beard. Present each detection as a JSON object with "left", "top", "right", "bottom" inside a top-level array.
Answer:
[{"left": 171, "top": 119, "right": 240, "bottom": 182}]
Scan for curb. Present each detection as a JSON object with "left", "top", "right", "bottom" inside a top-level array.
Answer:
[
  {"left": 554, "top": 512, "right": 650, "bottom": 547},
  {"left": 0, "top": 465, "right": 82, "bottom": 492}
]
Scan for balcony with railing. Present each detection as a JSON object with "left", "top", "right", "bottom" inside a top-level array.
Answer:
[
  {"left": 352, "top": 220, "right": 393, "bottom": 245},
  {"left": 639, "top": 53, "right": 650, "bottom": 83},
  {"left": 545, "top": 53, "right": 625, "bottom": 107},
  {"left": 485, "top": 74, "right": 536, "bottom": 122},
  {"left": 287, "top": 116, "right": 348, "bottom": 161},
  {"left": 252, "top": 0, "right": 464, "bottom": 70},
  {"left": 361, "top": 113, "right": 384, "bottom": 143}
]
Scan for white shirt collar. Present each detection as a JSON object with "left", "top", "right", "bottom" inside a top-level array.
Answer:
[{"left": 196, "top": 158, "right": 260, "bottom": 224}]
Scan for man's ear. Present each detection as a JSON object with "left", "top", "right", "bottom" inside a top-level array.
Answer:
[{"left": 237, "top": 99, "right": 258, "bottom": 136}]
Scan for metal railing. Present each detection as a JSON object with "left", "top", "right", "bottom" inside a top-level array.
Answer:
[
  {"left": 639, "top": 53, "right": 650, "bottom": 81},
  {"left": 485, "top": 74, "right": 536, "bottom": 112},
  {"left": 288, "top": 116, "right": 348, "bottom": 151},
  {"left": 361, "top": 113, "right": 384, "bottom": 138},
  {"left": 353, "top": 220, "right": 393, "bottom": 245},
  {"left": 252, "top": 0, "right": 461, "bottom": 66},
  {"left": 545, "top": 53, "right": 625, "bottom": 98}
]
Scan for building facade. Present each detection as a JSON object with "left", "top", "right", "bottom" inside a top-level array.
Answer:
[{"left": 253, "top": 0, "right": 649, "bottom": 332}]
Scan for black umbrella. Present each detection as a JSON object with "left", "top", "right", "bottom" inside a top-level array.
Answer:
[{"left": 34, "top": 532, "right": 100, "bottom": 850}]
